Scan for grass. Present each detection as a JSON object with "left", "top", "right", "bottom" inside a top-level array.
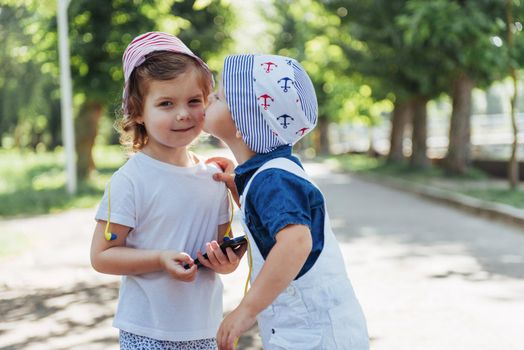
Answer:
[
  {"left": 0, "top": 145, "right": 126, "bottom": 218},
  {"left": 331, "top": 154, "right": 524, "bottom": 209},
  {"left": 462, "top": 188, "right": 524, "bottom": 208},
  {"left": 1, "top": 148, "right": 522, "bottom": 216}
]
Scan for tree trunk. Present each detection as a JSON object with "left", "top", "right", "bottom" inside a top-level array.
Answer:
[
  {"left": 76, "top": 101, "right": 103, "bottom": 181},
  {"left": 508, "top": 68, "right": 519, "bottom": 188},
  {"left": 317, "top": 117, "right": 330, "bottom": 155},
  {"left": 388, "top": 99, "right": 413, "bottom": 163},
  {"left": 49, "top": 101, "right": 62, "bottom": 149},
  {"left": 444, "top": 73, "right": 474, "bottom": 174},
  {"left": 507, "top": 0, "right": 520, "bottom": 188},
  {"left": 410, "top": 96, "right": 430, "bottom": 169}
]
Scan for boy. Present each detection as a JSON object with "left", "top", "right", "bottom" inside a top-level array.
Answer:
[{"left": 204, "top": 54, "right": 369, "bottom": 350}]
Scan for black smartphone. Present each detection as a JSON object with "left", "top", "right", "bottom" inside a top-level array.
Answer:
[{"left": 186, "top": 236, "right": 247, "bottom": 269}]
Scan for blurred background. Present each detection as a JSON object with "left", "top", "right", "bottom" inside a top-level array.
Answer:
[
  {"left": 1, "top": 0, "right": 524, "bottom": 220},
  {"left": 2, "top": 1, "right": 524, "bottom": 349}
]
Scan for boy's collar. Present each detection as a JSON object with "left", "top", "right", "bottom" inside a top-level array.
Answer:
[{"left": 235, "top": 146, "right": 292, "bottom": 176}]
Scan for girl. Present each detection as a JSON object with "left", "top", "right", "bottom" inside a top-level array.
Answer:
[
  {"left": 90, "top": 32, "right": 245, "bottom": 349},
  {"left": 204, "top": 54, "right": 369, "bottom": 349}
]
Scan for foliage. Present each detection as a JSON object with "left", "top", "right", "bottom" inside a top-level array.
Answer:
[
  {"left": 397, "top": 0, "right": 508, "bottom": 88},
  {"left": 268, "top": 0, "right": 392, "bottom": 126},
  {"left": 322, "top": 0, "right": 448, "bottom": 101},
  {"left": 0, "top": 0, "right": 236, "bottom": 150},
  {"left": 67, "top": 0, "right": 236, "bottom": 108},
  {"left": 0, "top": 2, "right": 61, "bottom": 149}
]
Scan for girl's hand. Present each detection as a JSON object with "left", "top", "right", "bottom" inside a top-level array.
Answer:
[
  {"left": 217, "top": 304, "right": 257, "bottom": 350},
  {"left": 197, "top": 240, "right": 246, "bottom": 274},
  {"left": 206, "top": 157, "right": 240, "bottom": 207},
  {"left": 159, "top": 251, "right": 197, "bottom": 282}
]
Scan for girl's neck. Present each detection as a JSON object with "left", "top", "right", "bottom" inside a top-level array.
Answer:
[{"left": 141, "top": 144, "right": 196, "bottom": 167}]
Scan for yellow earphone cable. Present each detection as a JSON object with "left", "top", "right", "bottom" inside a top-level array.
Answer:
[
  {"left": 228, "top": 190, "right": 253, "bottom": 349},
  {"left": 104, "top": 181, "right": 117, "bottom": 241},
  {"left": 224, "top": 190, "right": 234, "bottom": 239},
  {"left": 224, "top": 191, "right": 253, "bottom": 295}
]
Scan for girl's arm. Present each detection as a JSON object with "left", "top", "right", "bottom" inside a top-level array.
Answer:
[
  {"left": 90, "top": 221, "right": 197, "bottom": 281},
  {"left": 217, "top": 224, "right": 312, "bottom": 350}
]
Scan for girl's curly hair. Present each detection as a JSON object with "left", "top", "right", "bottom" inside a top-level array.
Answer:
[{"left": 115, "top": 51, "right": 212, "bottom": 153}]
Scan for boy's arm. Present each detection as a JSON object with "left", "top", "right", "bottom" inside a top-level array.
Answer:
[
  {"left": 217, "top": 224, "right": 312, "bottom": 350},
  {"left": 90, "top": 221, "right": 197, "bottom": 281},
  {"left": 241, "top": 224, "right": 311, "bottom": 313}
]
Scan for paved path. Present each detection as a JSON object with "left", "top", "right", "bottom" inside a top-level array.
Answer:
[{"left": 1, "top": 160, "right": 523, "bottom": 349}]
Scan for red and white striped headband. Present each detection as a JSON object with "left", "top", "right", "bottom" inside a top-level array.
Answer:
[{"left": 122, "top": 31, "right": 213, "bottom": 114}]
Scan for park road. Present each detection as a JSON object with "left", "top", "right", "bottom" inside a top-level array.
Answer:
[{"left": 0, "top": 159, "right": 523, "bottom": 349}]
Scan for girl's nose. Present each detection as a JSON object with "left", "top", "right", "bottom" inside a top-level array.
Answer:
[{"left": 176, "top": 109, "right": 189, "bottom": 121}]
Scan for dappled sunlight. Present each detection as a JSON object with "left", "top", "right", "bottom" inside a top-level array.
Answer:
[{"left": 0, "top": 282, "right": 119, "bottom": 350}]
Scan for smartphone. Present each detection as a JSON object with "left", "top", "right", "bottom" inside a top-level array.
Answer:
[{"left": 186, "top": 236, "right": 248, "bottom": 269}]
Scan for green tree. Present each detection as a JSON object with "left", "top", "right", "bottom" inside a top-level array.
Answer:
[
  {"left": 0, "top": 1, "right": 61, "bottom": 150},
  {"left": 1, "top": 0, "right": 235, "bottom": 181},
  {"left": 67, "top": 0, "right": 235, "bottom": 180},
  {"left": 269, "top": 0, "right": 391, "bottom": 155},
  {"left": 398, "top": 0, "right": 507, "bottom": 174},
  {"left": 323, "top": 0, "right": 449, "bottom": 168},
  {"left": 504, "top": 0, "right": 524, "bottom": 188}
]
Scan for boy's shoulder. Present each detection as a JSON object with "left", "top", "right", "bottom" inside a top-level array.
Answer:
[{"left": 249, "top": 166, "right": 316, "bottom": 196}]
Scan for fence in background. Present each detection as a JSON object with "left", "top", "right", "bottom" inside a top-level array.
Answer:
[{"left": 329, "top": 113, "right": 524, "bottom": 160}]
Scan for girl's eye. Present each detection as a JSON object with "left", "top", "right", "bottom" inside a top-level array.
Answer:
[
  {"left": 159, "top": 101, "right": 172, "bottom": 107},
  {"left": 190, "top": 98, "right": 203, "bottom": 104}
]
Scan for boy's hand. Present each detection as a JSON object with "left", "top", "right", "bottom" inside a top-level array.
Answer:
[
  {"left": 159, "top": 251, "right": 197, "bottom": 282},
  {"left": 197, "top": 240, "right": 246, "bottom": 274},
  {"left": 206, "top": 157, "right": 240, "bottom": 207},
  {"left": 217, "top": 304, "right": 257, "bottom": 350}
]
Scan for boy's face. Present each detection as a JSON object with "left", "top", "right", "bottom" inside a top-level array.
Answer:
[
  {"left": 137, "top": 68, "right": 205, "bottom": 151},
  {"left": 203, "top": 83, "right": 238, "bottom": 140}
]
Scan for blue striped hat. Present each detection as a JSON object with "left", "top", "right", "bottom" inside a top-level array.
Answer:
[{"left": 223, "top": 54, "right": 318, "bottom": 153}]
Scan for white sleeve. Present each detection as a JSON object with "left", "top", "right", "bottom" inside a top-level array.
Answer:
[
  {"left": 94, "top": 170, "right": 136, "bottom": 229},
  {"left": 218, "top": 185, "right": 231, "bottom": 225}
]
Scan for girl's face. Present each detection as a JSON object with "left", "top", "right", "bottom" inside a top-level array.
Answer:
[
  {"left": 203, "top": 83, "right": 237, "bottom": 140},
  {"left": 137, "top": 68, "right": 205, "bottom": 153}
]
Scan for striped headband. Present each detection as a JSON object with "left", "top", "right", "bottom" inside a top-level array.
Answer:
[
  {"left": 122, "top": 31, "right": 213, "bottom": 114},
  {"left": 223, "top": 54, "right": 318, "bottom": 154}
]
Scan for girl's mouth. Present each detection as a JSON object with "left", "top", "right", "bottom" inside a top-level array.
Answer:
[{"left": 171, "top": 126, "right": 194, "bottom": 132}]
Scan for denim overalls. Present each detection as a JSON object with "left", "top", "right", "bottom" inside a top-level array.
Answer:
[{"left": 240, "top": 158, "right": 369, "bottom": 349}]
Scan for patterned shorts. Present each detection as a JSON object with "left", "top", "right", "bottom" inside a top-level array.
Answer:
[{"left": 119, "top": 330, "right": 217, "bottom": 350}]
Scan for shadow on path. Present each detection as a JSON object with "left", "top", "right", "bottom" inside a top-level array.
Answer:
[{"left": 0, "top": 281, "right": 119, "bottom": 350}]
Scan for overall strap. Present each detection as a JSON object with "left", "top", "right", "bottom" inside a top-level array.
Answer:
[{"left": 240, "top": 158, "right": 311, "bottom": 210}]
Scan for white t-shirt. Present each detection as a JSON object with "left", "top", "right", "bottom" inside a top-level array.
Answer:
[{"left": 95, "top": 151, "right": 230, "bottom": 341}]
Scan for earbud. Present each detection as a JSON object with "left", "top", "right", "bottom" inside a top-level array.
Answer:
[{"left": 105, "top": 232, "right": 118, "bottom": 241}]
